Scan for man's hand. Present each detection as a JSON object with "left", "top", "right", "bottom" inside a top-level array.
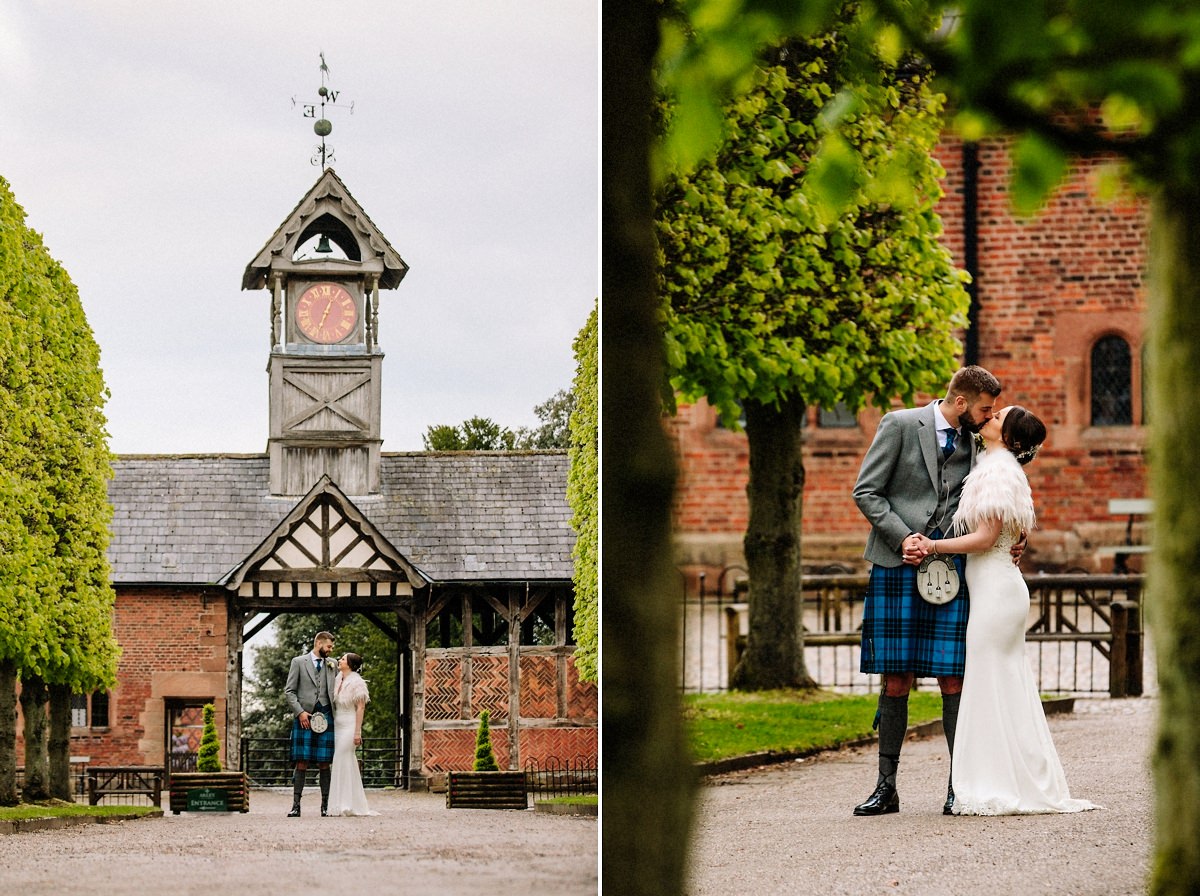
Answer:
[
  {"left": 901, "top": 533, "right": 928, "bottom": 566},
  {"left": 299, "top": 711, "right": 311, "bottom": 730},
  {"left": 1010, "top": 533, "right": 1028, "bottom": 565}
]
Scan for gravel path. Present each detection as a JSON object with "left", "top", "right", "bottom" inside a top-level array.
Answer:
[
  {"left": 0, "top": 788, "right": 597, "bottom": 895},
  {"left": 686, "top": 697, "right": 1156, "bottom": 896}
]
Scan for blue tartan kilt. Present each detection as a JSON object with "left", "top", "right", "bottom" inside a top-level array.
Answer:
[
  {"left": 859, "top": 555, "right": 969, "bottom": 677},
  {"left": 290, "top": 703, "right": 335, "bottom": 764}
]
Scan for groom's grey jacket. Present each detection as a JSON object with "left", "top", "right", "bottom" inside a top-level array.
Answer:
[
  {"left": 853, "top": 399, "right": 977, "bottom": 568},
  {"left": 284, "top": 654, "right": 338, "bottom": 718}
]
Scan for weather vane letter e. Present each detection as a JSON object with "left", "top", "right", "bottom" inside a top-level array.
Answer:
[{"left": 292, "top": 52, "right": 355, "bottom": 169}]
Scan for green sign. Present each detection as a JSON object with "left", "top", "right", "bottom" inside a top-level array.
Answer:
[{"left": 186, "top": 787, "right": 229, "bottom": 812}]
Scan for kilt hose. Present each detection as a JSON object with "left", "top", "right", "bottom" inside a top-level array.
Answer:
[
  {"left": 290, "top": 703, "right": 335, "bottom": 764},
  {"left": 859, "top": 553, "right": 968, "bottom": 678}
]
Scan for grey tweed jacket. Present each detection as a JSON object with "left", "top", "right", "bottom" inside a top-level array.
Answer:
[
  {"left": 283, "top": 653, "right": 338, "bottom": 718},
  {"left": 853, "top": 400, "right": 977, "bottom": 568}
]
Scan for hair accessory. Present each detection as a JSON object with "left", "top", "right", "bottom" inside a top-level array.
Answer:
[{"left": 1014, "top": 444, "right": 1041, "bottom": 464}]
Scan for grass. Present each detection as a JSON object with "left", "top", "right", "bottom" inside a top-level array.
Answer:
[
  {"left": 536, "top": 794, "right": 598, "bottom": 806},
  {"left": 683, "top": 689, "right": 946, "bottom": 764},
  {"left": 0, "top": 800, "right": 160, "bottom": 821}
]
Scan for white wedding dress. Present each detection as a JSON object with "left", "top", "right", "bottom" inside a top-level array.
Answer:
[
  {"left": 950, "top": 450, "right": 1097, "bottom": 815},
  {"left": 326, "top": 672, "right": 378, "bottom": 817}
]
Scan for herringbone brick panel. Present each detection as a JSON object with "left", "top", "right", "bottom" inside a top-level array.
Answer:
[{"left": 519, "top": 656, "right": 558, "bottom": 718}]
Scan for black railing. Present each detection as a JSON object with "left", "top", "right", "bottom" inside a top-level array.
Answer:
[
  {"left": 524, "top": 756, "right": 598, "bottom": 799},
  {"left": 681, "top": 568, "right": 1145, "bottom": 696},
  {"left": 240, "top": 737, "right": 403, "bottom": 788}
]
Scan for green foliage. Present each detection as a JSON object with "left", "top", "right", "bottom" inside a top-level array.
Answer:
[
  {"left": 472, "top": 709, "right": 500, "bottom": 771},
  {"left": 423, "top": 416, "right": 517, "bottom": 451},
  {"left": 567, "top": 303, "right": 598, "bottom": 683},
  {"left": 0, "top": 176, "right": 117, "bottom": 694},
  {"left": 197, "top": 704, "right": 222, "bottom": 772},
  {"left": 422, "top": 390, "right": 575, "bottom": 452},
  {"left": 658, "top": 17, "right": 970, "bottom": 426}
]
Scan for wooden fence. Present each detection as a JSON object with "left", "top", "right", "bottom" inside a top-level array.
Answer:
[{"left": 681, "top": 569, "right": 1144, "bottom": 696}]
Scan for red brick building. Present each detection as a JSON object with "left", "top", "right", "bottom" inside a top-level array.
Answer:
[{"left": 671, "top": 135, "right": 1150, "bottom": 581}]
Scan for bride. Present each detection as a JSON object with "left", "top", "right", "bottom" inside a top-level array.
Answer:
[
  {"left": 915, "top": 405, "right": 1096, "bottom": 815},
  {"left": 326, "top": 652, "right": 378, "bottom": 817}
]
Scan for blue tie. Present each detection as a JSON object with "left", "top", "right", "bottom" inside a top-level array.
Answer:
[{"left": 942, "top": 428, "right": 957, "bottom": 458}]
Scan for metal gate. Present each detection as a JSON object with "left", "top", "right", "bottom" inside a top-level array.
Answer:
[{"left": 240, "top": 737, "right": 405, "bottom": 788}]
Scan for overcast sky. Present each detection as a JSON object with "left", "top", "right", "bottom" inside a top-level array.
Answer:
[{"left": 1, "top": 1, "right": 597, "bottom": 455}]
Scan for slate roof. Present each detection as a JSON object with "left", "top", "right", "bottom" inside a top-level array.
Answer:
[{"left": 107, "top": 452, "right": 576, "bottom": 586}]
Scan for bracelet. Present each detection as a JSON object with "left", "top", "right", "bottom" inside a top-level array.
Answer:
[{"left": 931, "top": 541, "right": 939, "bottom": 556}]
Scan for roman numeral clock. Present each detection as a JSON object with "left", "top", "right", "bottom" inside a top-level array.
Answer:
[{"left": 242, "top": 168, "right": 409, "bottom": 497}]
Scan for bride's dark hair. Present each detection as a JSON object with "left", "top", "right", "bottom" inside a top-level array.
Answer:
[
  {"left": 345, "top": 652, "right": 363, "bottom": 672},
  {"left": 1002, "top": 406, "right": 1047, "bottom": 465}
]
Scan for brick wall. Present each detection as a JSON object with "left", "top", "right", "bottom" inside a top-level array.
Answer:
[
  {"left": 671, "top": 134, "right": 1150, "bottom": 579},
  {"left": 16, "top": 586, "right": 230, "bottom": 769}
]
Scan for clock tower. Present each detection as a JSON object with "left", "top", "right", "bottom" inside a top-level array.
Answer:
[{"left": 243, "top": 168, "right": 409, "bottom": 495}]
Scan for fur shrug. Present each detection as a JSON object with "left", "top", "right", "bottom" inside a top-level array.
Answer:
[
  {"left": 335, "top": 671, "right": 370, "bottom": 706},
  {"left": 952, "top": 448, "right": 1036, "bottom": 537}
]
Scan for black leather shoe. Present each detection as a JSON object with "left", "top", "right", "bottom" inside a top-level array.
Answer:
[
  {"left": 287, "top": 805, "right": 301, "bottom": 818},
  {"left": 853, "top": 781, "right": 899, "bottom": 816},
  {"left": 321, "top": 806, "right": 329, "bottom": 817},
  {"left": 943, "top": 782, "right": 955, "bottom": 816}
]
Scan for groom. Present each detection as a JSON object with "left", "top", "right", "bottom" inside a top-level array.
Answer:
[
  {"left": 851, "top": 365, "right": 1002, "bottom": 817},
  {"left": 284, "top": 630, "right": 338, "bottom": 817}
]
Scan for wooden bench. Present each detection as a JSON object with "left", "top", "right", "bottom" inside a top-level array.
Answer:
[
  {"left": 445, "top": 771, "right": 528, "bottom": 810},
  {"left": 1098, "top": 499, "right": 1154, "bottom": 573},
  {"left": 87, "top": 766, "right": 165, "bottom": 807}
]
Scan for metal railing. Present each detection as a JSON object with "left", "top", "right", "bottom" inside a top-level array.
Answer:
[
  {"left": 524, "top": 756, "right": 598, "bottom": 799},
  {"left": 240, "top": 737, "right": 404, "bottom": 788},
  {"left": 681, "top": 567, "right": 1144, "bottom": 696}
]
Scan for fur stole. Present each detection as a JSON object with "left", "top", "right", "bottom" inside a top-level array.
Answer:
[
  {"left": 952, "top": 448, "right": 1036, "bottom": 536},
  {"left": 336, "top": 671, "right": 370, "bottom": 706}
]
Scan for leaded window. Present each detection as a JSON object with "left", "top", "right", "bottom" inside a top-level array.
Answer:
[{"left": 1091, "top": 335, "right": 1132, "bottom": 426}]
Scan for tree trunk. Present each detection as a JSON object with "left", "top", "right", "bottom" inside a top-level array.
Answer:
[
  {"left": 0, "top": 660, "right": 17, "bottom": 805},
  {"left": 730, "top": 397, "right": 817, "bottom": 691},
  {"left": 601, "top": 1, "right": 695, "bottom": 894},
  {"left": 19, "top": 674, "right": 49, "bottom": 802},
  {"left": 48, "top": 683, "right": 74, "bottom": 802},
  {"left": 1148, "top": 191, "right": 1200, "bottom": 896}
]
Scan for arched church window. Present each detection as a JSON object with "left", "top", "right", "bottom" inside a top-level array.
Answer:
[{"left": 1091, "top": 335, "right": 1132, "bottom": 426}]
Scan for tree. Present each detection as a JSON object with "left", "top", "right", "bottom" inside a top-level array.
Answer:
[
  {"left": 472, "top": 710, "right": 500, "bottom": 771},
  {"left": 422, "top": 416, "right": 517, "bottom": 451},
  {"left": 603, "top": 2, "right": 696, "bottom": 893},
  {"left": 197, "top": 703, "right": 222, "bottom": 772},
  {"left": 568, "top": 303, "right": 598, "bottom": 683},
  {"left": 658, "top": 17, "right": 969, "bottom": 690},
  {"left": 516, "top": 389, "right": 576, "bottom": 449},
  {"left": 0, "top": 177, "right": 117, "bottom": 805}
]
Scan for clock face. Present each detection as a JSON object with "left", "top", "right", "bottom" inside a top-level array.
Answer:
[{"left": 295, "top": 282, "right": 358, "bottom": 344}]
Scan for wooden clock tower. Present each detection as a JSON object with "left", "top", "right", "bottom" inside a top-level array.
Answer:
[{"left": 243, "top": 168, "right": 408, "bottom": 495}]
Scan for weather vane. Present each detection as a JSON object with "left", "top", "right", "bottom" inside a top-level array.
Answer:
[{"left": 293, "top": 53, "right": 354, "bottom": 169}]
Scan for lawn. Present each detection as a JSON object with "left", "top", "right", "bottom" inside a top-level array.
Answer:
[
  {"left": 683, "top": 689, "right": 945, "bottom": 764},
  {"left": 0, "top": 800, "right": 160, "bottom": 821}
]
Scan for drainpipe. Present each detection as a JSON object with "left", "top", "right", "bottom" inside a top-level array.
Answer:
[{"left": 962, "top": 141, "right": 981, "bottom": 366}]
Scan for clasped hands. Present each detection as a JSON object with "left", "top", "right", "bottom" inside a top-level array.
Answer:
[{"left": 901, "top": 532, "right": 1027, "bottom": 566}]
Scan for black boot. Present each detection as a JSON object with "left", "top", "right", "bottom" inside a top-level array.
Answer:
[
  {"left": 854, "top": 779, "right": 900, "bottom": 816},
  {"left": 854, "top": 693, "right": 907, "bottom": 817},
  {"left": 287, "top": 767, "right": 304, "bottom": 817},
  {"left": 942, "top": 692, "right": 961, "bottom": 816},
  {"left": 319, "top": 766, "right": 331, "bottom": 817}
]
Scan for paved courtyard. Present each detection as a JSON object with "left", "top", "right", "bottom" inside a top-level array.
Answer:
[
  {"left": 686, "top": 696, "right": 1156, "bottom": 896},
  {"left": 0, "top": 788, "right": 597, "bottom": 895}
]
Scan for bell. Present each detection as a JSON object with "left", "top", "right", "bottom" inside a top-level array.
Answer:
[{"left": 315, "top": 234, "right": 333, "bottom": 254}]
